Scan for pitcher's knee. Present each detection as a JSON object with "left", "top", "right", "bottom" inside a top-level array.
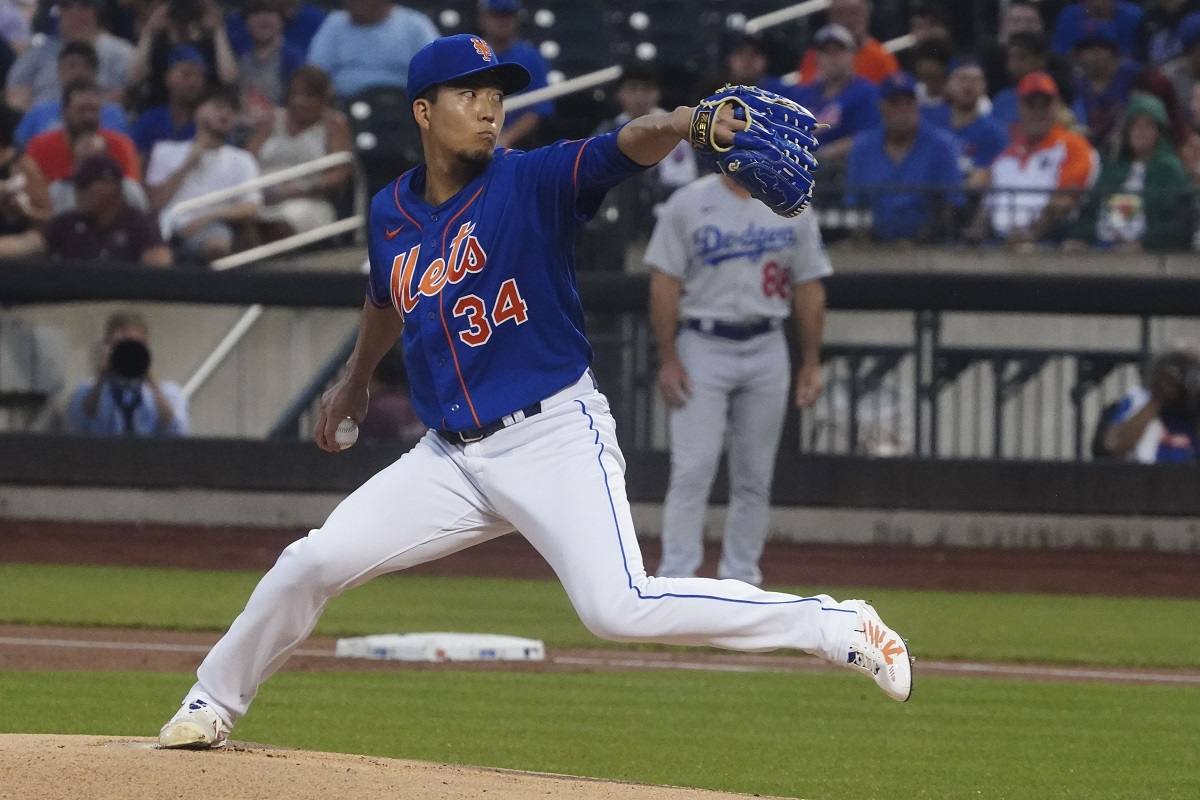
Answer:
[
  {"left": 575, "top": 596, "right": 646, "bottom": 642},
  {"left": 271, "top": 534, "right": 345, "bottom": 597}
]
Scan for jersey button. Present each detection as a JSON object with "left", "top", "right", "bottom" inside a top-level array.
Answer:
[
  {"left": 426, "top": 311, "right": 435, "bottom": 320},
  {"left": 439, "top": 358, "right": 447, "bottom": 366},
  {"left": 450, "top": 403, "right": 460, "bottom": 412}
]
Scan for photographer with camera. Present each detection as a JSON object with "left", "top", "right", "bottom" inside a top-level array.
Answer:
[
  {"left": 65, "top": 311, "right": 188, "bottom": 437},
  {"left": 1096, "top": 347, "right": 1200, "bottom": 464}
]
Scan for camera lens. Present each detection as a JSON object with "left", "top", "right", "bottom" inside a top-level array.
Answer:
[{"left": 109, "top": 339, "right": 151, "bottom": 380}]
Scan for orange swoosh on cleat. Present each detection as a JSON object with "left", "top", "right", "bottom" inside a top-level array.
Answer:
[{"left": 881, "top": 639, "right": 906, "bottom": 666}]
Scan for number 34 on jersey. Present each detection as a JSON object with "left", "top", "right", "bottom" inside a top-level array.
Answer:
[{"left": 388, "top": 220, "right": 529, "bottom": 348}]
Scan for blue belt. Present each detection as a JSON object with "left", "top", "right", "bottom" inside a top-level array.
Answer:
[
  {"left": 684, "top": 318, "right": 780, "bottom": 341},
  {"left": 436, "top": 401, "right": 542, "bottom": 445}
]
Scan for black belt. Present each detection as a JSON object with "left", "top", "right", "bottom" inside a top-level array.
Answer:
[
  {"left": 684, "top": 318, "right": 780, "bottom": 341},
  {"left": 436, "top": 401, "right": 542, "bottom": 445}
]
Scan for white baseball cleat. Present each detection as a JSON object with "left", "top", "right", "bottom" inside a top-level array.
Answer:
[
  {"left": 844, "top": 600, "right": 913, "bottom": 702},
  {"left": 158, "top": 698, "right": 231, "bottom": 749}
]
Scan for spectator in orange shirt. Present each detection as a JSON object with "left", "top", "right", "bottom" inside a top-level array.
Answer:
[
  {"left": 967, "top": 71, "right": 1099, "bottom": 250},
  {"left": 25, "top": 81, "right": 140, "bottom": 184},
  {"left": 797, "top": 0, "right": 900, "bottom": 85}
]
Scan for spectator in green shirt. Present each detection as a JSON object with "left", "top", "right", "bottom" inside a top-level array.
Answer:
[{"left": 1065, "top": 92, "right": 1194, "bottom": 252}]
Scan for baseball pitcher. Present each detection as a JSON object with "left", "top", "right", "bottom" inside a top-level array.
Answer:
[
  {"left": 158, "top": 35, "right": 911, "bottom": 750},
  {"left": 647, "top": 172, "right": 831, "bottom": 586}
]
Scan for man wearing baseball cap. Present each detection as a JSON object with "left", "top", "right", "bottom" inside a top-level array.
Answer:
[
  {"left": 1071, "top": 21, "right": 1141, "bottom": 146},
  {"left": 790, "top": 24, "right": 881, "bottom": 165},
  {"left": 156, "top": 31, "right": 914, "bottom": 750},
  {"left": 972, "top": 71, "right": 1099, "bottom": 248},
  {"left": 44, "top": 155, "right": 172, "bottom": 266},
  {"left": 477, "top": 0, "right": 553, "bottom": 148},
  {"left": 796, "top": 0, "right": 899, "bottom": 85},
  {"left": 845, "top": 71, "right": 964, "bottom": 242}
]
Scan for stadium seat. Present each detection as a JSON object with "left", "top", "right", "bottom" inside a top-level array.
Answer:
[{"left": 344, "top": 85, "right": 424, "bottom": 195}]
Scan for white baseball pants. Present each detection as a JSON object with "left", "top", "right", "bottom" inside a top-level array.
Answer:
[{"left": 186, "top": 372, "right": 857, "bottom": 724}]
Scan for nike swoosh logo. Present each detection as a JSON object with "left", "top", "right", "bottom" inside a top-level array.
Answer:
[{"left": 384, "top": 226, "right": 404, "bottom": 240}]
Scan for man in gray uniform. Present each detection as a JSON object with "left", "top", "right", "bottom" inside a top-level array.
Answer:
[{"left": 647, "top": 172, "right": 831, "bottom": 586}]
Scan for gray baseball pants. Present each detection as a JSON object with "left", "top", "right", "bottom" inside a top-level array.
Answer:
[{"left": 658, "top": 326, "right": 790, "bottom": 585}]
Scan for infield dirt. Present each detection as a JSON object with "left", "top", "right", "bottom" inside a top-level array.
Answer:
[{"left": 0, "top": 735, "right": 783, "bottom": 800}]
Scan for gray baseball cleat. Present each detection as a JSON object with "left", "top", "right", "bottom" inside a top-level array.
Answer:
[
  {"left": 844, "top": 599, "right": 914, "bottom": 702},
  {"left": 158, "top": 698, "right": 231, "bottom": 749}
]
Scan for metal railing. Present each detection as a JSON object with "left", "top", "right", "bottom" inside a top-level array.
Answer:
[
  {"left": 166, "top": 150, "right": 362, "bottom": 402},
  {"left": 6, "top": 263, "right": 1199, "bottom": 457},
  {"left": 267, "top": 310, "right": 1163, "bottom": 463}
]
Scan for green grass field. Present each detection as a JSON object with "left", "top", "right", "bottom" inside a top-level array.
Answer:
[
  {"left": 2, "top": 563, "right": 1199, "bottom": 667},
  {"left": 2, "top": 563, "right": 1198, "bottom": 799}
]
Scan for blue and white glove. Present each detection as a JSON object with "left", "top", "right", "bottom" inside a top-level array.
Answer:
[{"left": 688, "top": 84, "right": 821, "bottom": 217}]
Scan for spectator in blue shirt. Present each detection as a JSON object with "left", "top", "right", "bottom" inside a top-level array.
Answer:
[
  {"left": 790, "top": 24, "right": 881, "bottom": 166},
  {"left": 65, "top": 311, "right": 189, "bottom": 438},
  {"left": 130, "top": 45, "right": 205, "bottom": 158},
  {"left": 1135, "top": 0, "right": 1200, "bottom": 66},
  {"left": 1052, "top": 0, "right": 1144, "bottom": 57},
  {"left": 845, "top": 72, "right": 964, "bottom": 243},
  {"left": 227, "top": 0, "right": 327, "bottom": 58},
  {"left": 306, "top": 0, "right": 438, "bottom": 99},
  {"left": 478, "top": 0, "right": 552, "bottom": 149},
  {"left": 14, "top": 41, "right": 128, "bottom": 148},
  {"left": 923, "top": 60, "right": 1007, "bottom": 189},
  {"left": 1072, "top": 21, "right": 1145, "bottom": 147}
]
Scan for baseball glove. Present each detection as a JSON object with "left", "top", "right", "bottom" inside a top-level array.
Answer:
[{"left": 688, "top": 84, "right": 820, "bottom": 217}]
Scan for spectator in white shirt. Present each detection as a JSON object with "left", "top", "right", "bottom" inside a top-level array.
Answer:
[{"left": 146, "top": 87, "right": 262, "bottom": 264}]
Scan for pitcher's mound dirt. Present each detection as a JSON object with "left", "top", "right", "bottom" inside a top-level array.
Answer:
[{"left": 0, "top": 735, "right": 787, "bottom": 800}]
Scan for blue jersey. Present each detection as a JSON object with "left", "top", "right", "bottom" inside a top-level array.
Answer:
[
  {"left": 366, "top": 129, "right": 646, "bottom": 432},
  {"left": 845, "top": 123, "right": 964, "bottom": 241},
  {"left": 921, "top": 106, "right": 1008, "bottom": 170}
]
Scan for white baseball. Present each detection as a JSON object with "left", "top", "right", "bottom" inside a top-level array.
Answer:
[{"left": 335, "top": 418, "right": 359, "bottom": 450}]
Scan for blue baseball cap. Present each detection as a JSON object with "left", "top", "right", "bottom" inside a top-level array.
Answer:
[
  {"left": 879, "top": 71, "right": 918, "bottom": 100},
  {"left": 1075, "top": 20, "right": 1119, "bottom": 50},
  {"left": 479, "top": 0, "right": 521, "bottom": 12},
  {"left": 167, "top": 44, "right": 207, "bottom": 70},
  {"left": 1180, "top": 12, "right": 1200, "bottom": 51},
  {"left": 406, "top": 34, "right": 531, "bottom": 100}
]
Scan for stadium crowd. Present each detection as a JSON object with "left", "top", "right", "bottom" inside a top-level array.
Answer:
[{"left": 3, "top": 0, "right": 1200, "bottom": 271}]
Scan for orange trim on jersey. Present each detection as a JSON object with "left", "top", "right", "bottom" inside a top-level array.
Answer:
[
  {"left": 392, "top": 170, "right": 423, "bottom": 231},
  {"left": 572, "top": 137, "right": 594, "bottom": 193},
  {"left": 435, "top": 185, "right": 487, "bottom": 429}
]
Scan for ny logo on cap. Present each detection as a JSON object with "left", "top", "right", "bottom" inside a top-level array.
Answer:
[{"left": 472, "top": 37, "right": 494, "bottom": 62}]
